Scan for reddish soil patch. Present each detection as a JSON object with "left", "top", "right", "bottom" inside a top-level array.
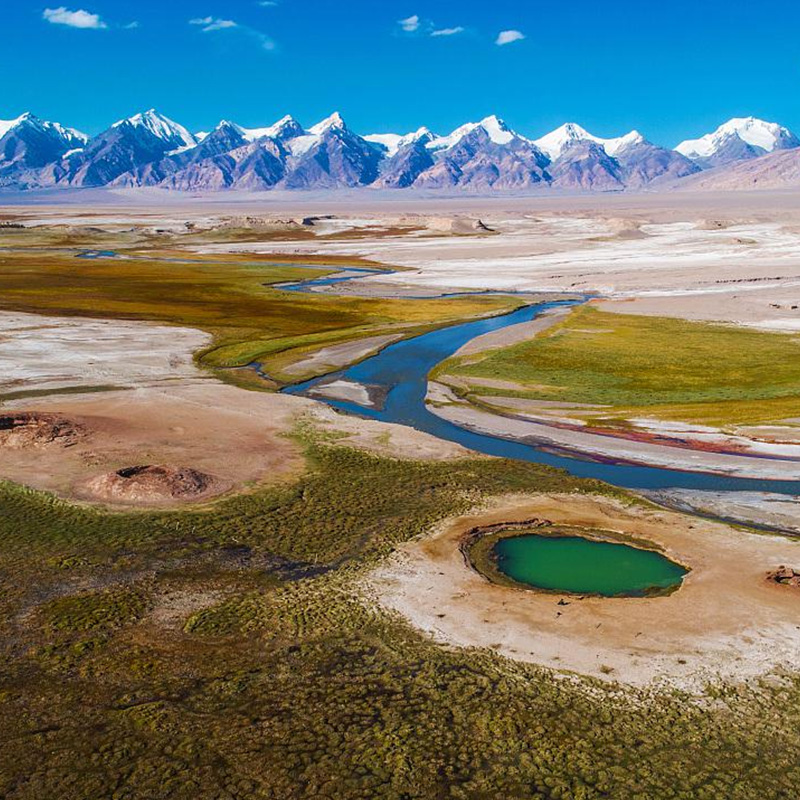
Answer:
[
  {"left": 0, "top": 412, "right": 86, "bottom": 449},
  {"left": 83, "top": 464, "right": 224, "bottom": 505},
  {"left": 767, "top": 566, "right": 800, "bottom": 587}
]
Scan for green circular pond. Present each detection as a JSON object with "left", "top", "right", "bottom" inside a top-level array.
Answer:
[{"left": 493, "top": 533, "right": 687, "bottom": 597}]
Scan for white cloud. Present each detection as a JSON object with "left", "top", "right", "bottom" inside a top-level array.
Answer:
[
  {"left": 431, "top": 26, "right": 464, "bottom": 37},
  {"left": 124, "top": 21, "right": 140, "bottom": 30},
  {"left": 190, "top": 16, "right": 238, "bottom": 32},
  {"left": 398, "top": 15, "right": 420, "bottom": 33},
  {"left": 496, "top": 29, "right": 525, "bottom": 46},
  {"left": 189, "top": 16, "right": 274, "bottom": 51},
  {"left": 42, "top": 7, "right": 107, "bottom": 29},
  {"left": 259, "top": 1, "right": 278, "bottom": 5},
  {"left": 253, "top": 31, "right": 276, "bottom": 50}
]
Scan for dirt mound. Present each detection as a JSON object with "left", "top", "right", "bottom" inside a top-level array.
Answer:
[
  {"left": 603, "top": 218, "right": 648, "bottom": 240},
  {"left": 84, "top": 465, "right": 222, "bottom": 504},
  {"left": 767, "top": 566, "right": 800, "bottom": 587},
  {"left": 424, "top": 216, "right": 495, "bottom": 234},
  {"left": 696, "top": 219, "right": 735, "bottom": 231},
  {"left": 0, "top": 413, "right": 85, "bottom": 449}
]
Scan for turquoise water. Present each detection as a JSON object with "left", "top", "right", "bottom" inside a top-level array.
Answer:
[{"left": 493, "top": 534, "right": 687, "bottom": 597}]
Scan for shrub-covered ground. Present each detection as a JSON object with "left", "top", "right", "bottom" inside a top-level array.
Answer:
[
  {"left": 437, "top": 305, "right": 800, "bottom": 427},
  {"left": 2, "top": 438, "right": 800, "bottom": 799}
]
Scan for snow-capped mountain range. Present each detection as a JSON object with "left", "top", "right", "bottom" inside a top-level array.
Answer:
[{"left": 1, "top": 109, "right": 798, "bottom": 193}]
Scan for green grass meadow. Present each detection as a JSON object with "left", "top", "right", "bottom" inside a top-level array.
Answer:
[{"left": 438, "top": 305, "right": 800, "bottom": 426}]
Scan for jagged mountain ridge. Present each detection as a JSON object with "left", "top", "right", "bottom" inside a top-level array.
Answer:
[{"left": 1, "top": 109, "right": 797, "bottom": 192}]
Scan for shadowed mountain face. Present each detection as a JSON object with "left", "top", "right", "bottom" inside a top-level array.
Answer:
[
  {"left": 673, "top": 147, "right": 800, "bottom": 192},
  {"left": 414, "top": 128, "right": 551, "bottom": 190},
  {"left": 692, "top": 134, "right": 771, "bottom": 169},
  {"left": 374, "top": 139, "right": 436, "bottom": 188},
  {"left": 547, "top": 141, "right": 625, "bottom": 191},
  {"left": 282, "top": 120, "right": 383, "bottom": 189},
  {"left": 0, "top": 114, "right": 86, "bottom": 187},
  {"left": 3, "top": 110, "right": 799, "bottom": 193},
  {"left": 57, "top": 111, "right": 197, "bottom": 188},
  {"left": 614, "top": 142, "right": 701, "bottom": 187}
]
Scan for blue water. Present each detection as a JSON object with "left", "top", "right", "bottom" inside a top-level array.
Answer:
[
  {"left": 76, "top": 250, "right": 118, "bottom": 259},
  {"left": 285, "top": 299, "right": 800, "bottom": 495}
]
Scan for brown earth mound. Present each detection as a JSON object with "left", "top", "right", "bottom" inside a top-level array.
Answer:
[
  {"left": 84, "top": 465, "right": 223, "bottom": 505},
  {"left": 0, "top": 413, "right": 85, "bottom": 449},
  {"left": 603, "top": 218, "right": 648, "bottom": 240},
  {"left": 767, "top": 566, "right": 800, "bottom": 587}
]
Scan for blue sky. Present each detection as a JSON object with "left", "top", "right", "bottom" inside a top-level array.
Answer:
[{"left": 3, "top": 0, "right": 799, "bottom": 146}]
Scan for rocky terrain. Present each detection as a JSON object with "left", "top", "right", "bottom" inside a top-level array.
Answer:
[
  {"left": 2, "top": 109, "right": 798, "bottom": 193},
  {"left": 767, "top": 566, "right": 800, "bottom": 587},
  {"left": 0, "top": 412, "right": 85, "bottom": 449}
]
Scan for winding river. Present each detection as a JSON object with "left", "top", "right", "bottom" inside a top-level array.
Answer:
[
  {"left": 76, "top": 251, "right": 800, "bottom": 497},
  {"left": 283, "top": 279, "right": 800, "bottom": 497}
]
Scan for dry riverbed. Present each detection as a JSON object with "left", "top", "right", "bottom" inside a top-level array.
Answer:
[{"left": 427, "top": 388, "right": 800, "bottom": 480}]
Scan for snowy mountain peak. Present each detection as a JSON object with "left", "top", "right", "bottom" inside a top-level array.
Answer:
[
  {"left": 233, "top": 115, "right": 305, "bottom": 143},
  {"left": 0, "top": 113, "right": 32, "bottom": 139},
  {"left": 533, "top": 123, "right": 597, "bottom": 159},
  {"left": 428, "top": 116, "right": 522, "bottom": 152},
  {"left": 264, "top": 115, "right": 305, "bottom": 139},
  {"left": 534, "top": 124, "right": 646, "bottom": 159},
  {"left": 476, "top": 115, "right": 516, "bottom": 144},
  {"left": 309, "top": 112, "right": 347, "bottom": 135},
  {"left": 0, "top": 112, "right": 88, "bottom": 146},
  {"left": 365, "top": 127, "right": 434, "bottom": 157},
  {"left": 112, "top": 109, "right": 196, "bottom": 148},
  {"left": 270, "top": 114, "right": 301, "bottom": 131},
  {"left": 675, "top": 117, "right": 799, "bottom": 160},
  {"left": 602, "top": 130, "right": 646, "bottom": 157}
]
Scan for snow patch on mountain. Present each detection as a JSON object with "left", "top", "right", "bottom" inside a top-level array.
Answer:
[
  {"left": 308, "top": 112, "right": 347, "bottom": 135},
  {"left": 237, "top": 115, "right": 304, "bottom": 143},
  {"left": 675, "top": 117, "right": 799, "bottom": 160},
  {"left": 0, "top": 115, "right": 26, "bottom": 139},
  {"left": 0, "top": 113, "right": 87, "bottom": 144},
  {"left": 603, "top": 130, "right": 646, "bottom": 156},
  {"left": 428, "top": 116, "right": 519, "bottom": 151},
  {"left": 365, "top": 128, "right": 433, "bottom": 156},
  {"left": 534, "top": 123, "right": 644, "bottom": 160}
]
